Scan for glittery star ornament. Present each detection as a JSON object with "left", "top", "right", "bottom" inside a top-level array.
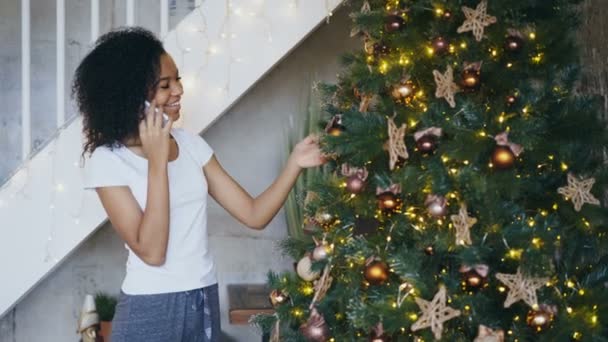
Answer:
[
  {"left": 495, "top": 268, "right": 549, "bottom": 308},
  {"left": 433, "top": 66, "right": 460, "bottom": 108},
  {"left": 411, "top": 285, "right": 461, "bottom": 340},
  {"left": 457, "top": 0, "right": 497, "bottom": 42},
  {"left": 557, "top": 173, "right": 600, "bottom": 212},
  {"left": 473, "top": 325, "right": 504, "bottom": 342},
  {"left": 450, "top": 204, "right": 477, "bottom": 246},
  {"left": 386, "top": 117, "right": 408, "bottom": 170}
]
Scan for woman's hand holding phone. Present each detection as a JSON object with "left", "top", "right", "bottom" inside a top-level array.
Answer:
[{"left": 139, "top": 99, "right": 173, "bottom": 166}]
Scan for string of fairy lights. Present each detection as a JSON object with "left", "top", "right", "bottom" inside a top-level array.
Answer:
[{"left": 0, "top": 0, "right": 337, "bottom": 264}]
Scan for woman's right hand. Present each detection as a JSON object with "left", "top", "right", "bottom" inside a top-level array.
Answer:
[{"left": 139, "top": 99, "right": 173, "bottom": 166}]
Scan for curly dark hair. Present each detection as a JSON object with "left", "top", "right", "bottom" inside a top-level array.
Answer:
[{"left": 73, "top": 26, "right": 166, "bottom": 158}]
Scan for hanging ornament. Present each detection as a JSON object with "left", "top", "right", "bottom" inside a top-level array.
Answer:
[
  {"left": 432, "top": 37, "right": 449, "bottom": 55},
  {"left": 424, "top": 245, "right": 435, "bottom": 255},
  {"left": 341, "top": 164, "right": 368, "bottom": 194},
  {"left": 442, "top": 10, "right": 452, "bottom": 19},
  {"left": 473, "top": 325, "right": 505, "bottom": 342},
  {"left": 425, "top": 194, "right": 448, "bottom": 218},
  {"left": 433, "top": 65, "right": 460, "bottom": 108},
  {"left": 77, "top": 294, "right": 100, "bottom": 342},
  {"left": 506, "top": 94, "right": 518, "bottom": 106},
  {"left": 557, "top": 173, "right": 600, "bottom": 212},
  {"left": 495, "top": 267, "right": 549, "bottom": 308},
  {"left": 384, "top": 14, "right": 405, "bottom": 33},
  {"left": 385, "top": 117, "right": 408, "bottom": 170},
  {"left": 414, "top": 127, "right": 443, "bottom": 154},
  {"left": 369, "top": 322, "right": 391, "bottom": 341},
  {"left": 364, "top": 36, "right": 376, "bottom": 55},
  {"left": 450, "top": 203, "right": 477, "bottom": 246},
  {"left": 457, "top": 0, "right": 497, "bottom": 42},
  {"left": 373, "top": 41, "right": 391, "bottom": 56},
  {"left": 411, "top": 285, "right": 461, "bottom": 340},
  {"left": 459, "top": 264, "right": 489, "bottom": 290},
  {"left": 461, "top": 61, "right": 482, "bottom": 92},
  {"left": 397, "top": 281, "right": 414, "bottom": 307},
  {"left": 311, "top": 237, "right": 333, "bottom": 261},
  {"left": 297, "top": 254, "right": 321, "bottom": 281},
  {"left": 268, "top": 289, "right": 289, "bottom": 307},
  {"left": 376, "top": 184, "right": 402, "bottom": 212},
  {"left": 492, "top": 131, "right": 523, "bottom": 169},
  {"left": 504, "top": 29, "right": 525, "bottom": 53},
  {"left": 300, "top": 308, "right": 330, "bottom": 342},
  {"left": 526, "top": 304, "right": 557, "bottom": 332},
  {"left": 314, "top": 210, "right": 336, "bottom": 230},
  {"left": 324, "top": 114, "right": 344, "bottom": 137},
  {"left": 364, "top": 258, "right": 390, "bottom": 285},
  {"left": 390, "top": 77, "right": 416, "bottom": 102},
  {"left": 310, "top": 265, "right": 334, "bottom": 307}
]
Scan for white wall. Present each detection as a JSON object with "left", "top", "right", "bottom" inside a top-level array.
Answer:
[{"left": 0, "top": 5, "right": 357, "bottom": 341}]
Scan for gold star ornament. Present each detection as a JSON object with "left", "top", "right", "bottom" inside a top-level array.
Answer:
[
  {"left": 411, "top": 285, "right": 461, "bottom": 340},
  {"left": 457, "top": 0, "right": 497, "bottom": 42},
  {"left": 450, "top": 204, "right": 477, "bottom": 246},
  {"left": 557, "top": 173, "right": 600, "bottom": 212},
  {"left": 495, "top": 268, "right": 549, "bottom": 308},
  {"left": 433, "top": 66, "right": 460, "bottom": 108}
]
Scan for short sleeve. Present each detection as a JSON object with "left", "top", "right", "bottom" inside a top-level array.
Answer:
[
  {"left": 82, "top": 147, "right": 130, "bottom": 190},
  {"left": 186, "top": 130, "right": 214, "bottom": 167}
]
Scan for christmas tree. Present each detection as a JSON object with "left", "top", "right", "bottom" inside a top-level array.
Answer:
[{"left": 254, "top": 1, "right": 608, "bottom": 340}]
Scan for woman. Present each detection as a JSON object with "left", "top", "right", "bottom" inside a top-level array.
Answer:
[{"left": 75, "top": 27, "right": 326, "bottom": 341}]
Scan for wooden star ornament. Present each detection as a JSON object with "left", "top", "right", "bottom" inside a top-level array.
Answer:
[
  {"left": 411, "top": 285, "right": 461, "bottom": 340},
  {"left": 433, "top": 66, "right": 460, "bottom": 108},
  {"left": 457, "top": 0, "right": 497, "bottom": 42},
  {"left": 386, "top": 117, "right": 408, "bottom": 170},
  {"left": 557, "top": 173, "right": 600, "bottom": 212},
  {"left": 450, "top": 204, "right": 477, "bottom": 246},
  {"left": 495, "top": 268, "right": 549, "bottom": 308}
]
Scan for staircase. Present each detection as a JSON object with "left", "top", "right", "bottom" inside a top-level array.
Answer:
[{"left": 0, "top": 0, "right": 343, "bottom": 318}]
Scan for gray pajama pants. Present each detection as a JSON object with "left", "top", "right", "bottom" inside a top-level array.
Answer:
[{"left": 110, "top": 283, "right": 221, "bottom": 341}]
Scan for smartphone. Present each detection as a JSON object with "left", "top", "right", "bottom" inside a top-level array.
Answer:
[{"left": 144, "top": 100, "right": 169, "bottom": 126}]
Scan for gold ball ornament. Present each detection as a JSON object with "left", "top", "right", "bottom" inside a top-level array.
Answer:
[
  {"left": 268, "top": 289, "right": 289, "bottom": 307},
  {"left": 377, "top": 192, "right": 401, "bottom": 211},
  {"left": 384, "top": 14, "right": 405, "bottom": 33},
  {"left": 312, "top": 243, "right": 332, "bottom": 261},
  {"left": 314, "top": 211, "right": 336, "bottom": 229},
  {"left": 461, "top": 69, "right": 481, "bottom": 91},
  {"left": 506, "top": 94, "right": 517, "bottom": 106},
  {"left": 364, "top": 261, "right": 389, "bottom": 285},
  {"left": 461, "top": 269, "right": 488, "bottom": 290},
  {"left": 504, "top": 35, "right": 524, "bottom": 53},
  {"left": 526, "top": 305, "right": 556, "bottom": 332},
  {"left": 297, "top": 255, "right": 321, "bottom": 281},
  {"left": 491, "top": 146, "right": 515, "bottom": 169},
  {"left": 391, "top": 80, "right": 415, "bottom": 101}
]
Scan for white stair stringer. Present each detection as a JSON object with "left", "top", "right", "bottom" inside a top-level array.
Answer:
[{"left": 0, "top": 0, "right": 343, "bottom": 318}]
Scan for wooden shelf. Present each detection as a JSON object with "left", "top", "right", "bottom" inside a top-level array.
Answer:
[{"left": 227, "top": 284, "right": 275, "bottom": 325}]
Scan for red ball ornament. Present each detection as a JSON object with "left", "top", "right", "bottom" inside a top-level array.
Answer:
[
  {"left": 364, "top": 261, "right": 389, "bottom": 285},
  {"left": 432, "top": 37, "right": 449, "bottom": 55},
  {"left": 424, "top": 245, "right": 435, "bottom": 255},
  {"left": 384, "top": 14, "right": 405, "bottom": 33},
  {"left": 506, "top": 95, "right": 517, "bottom": 106},
  {"left": 505, "top": 35, "right": 524, "bottom": 53},
  {"left": 346, "top": 174, "right": 366, "bottom": 194},
  {"left": 416, "top": 135, "right": 437, "bottom": 154},
  {"left": 491, "top": 145, "right": 515, "bottom": 169}
]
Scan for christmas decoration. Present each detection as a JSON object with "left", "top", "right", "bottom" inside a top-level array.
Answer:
[
  {"left": 311, "top": 237, "right": 333, "bottom": 261},
  {"left": 492, "top": 132, "right": 523, "bottom": 169},
  {"left": 269, "top": 289, "right": 289, "bottom": 307},
  {"left": 450, "top": 204, "right": 477, "bottom": 246},
  {"left": 325, "top": 114, "right": 344, "bottom": 136},
  {"left": 300, "top": 308, "right": 330, "bottom": 342},
  {"left": 459, "top": 264, "right": 489, "bottom": 290},
  {"left": 297, "top": 254, "right": 321, "bottom": 281},
  {"left": 473, "top": 325, "right": 505, "bottom": 342},
  {"left": 397, "top": 281, "right": 414, "bottom": 307},
  {"left": 506, "top": 94, "right": 517, "bottom": 106},
  {"left": 384, "top": 14, "right": 405, "bottom": 33},
  {"left": 386, "top": 117, "right": 408, "bottom": 170},
  {"left": 364, "top": 259, "right": 390, "bottom": 285},
  {"left": 526, "top": 304, "right": 557, "bottom": 332},
  {"left": 425, "top": 194, "right": 448, "bottom": 218},
  {"left": 314, "top": 210, "right": 336, "bottom": 230},
  {"left": 457, "top": 0, "right": 497, "bottom": 42},
  {"left": 432, "top": 37, "right": 449, "bottom": 55},
  {"left": 77, "top": 294, "right": 100, "bottom": 342},
  {"left": 424, "top": 245, "right": 435, "bottom": 255},
  {"left": 557, "top": 173, "right": 600, "bottom": 212},
  {"left": 373, "top": 41, "right": 391, "bottom": 56},
  {"left": 433, "top": 65, "right": 460, "bottom": 108},
  {"left": 504, "top": 29, "right": 525, "bottom": 53},
  {"left": 390, "top": 78, "right": 415, "bottom": 102},
  {"left": 341, "top": 164, "right": 369, "bottom": 194},
  {"left": 310, "top": 265, "right": 333, "bottom": 307},
  {"left": 369, "top": 322, "right": 391, "bottom": 341},
  {"left": 376, "top": 184, "right": 402, "bottom": 212},
  {"left": 414, "top": 127, "right": 442, "bottom": 154},
  {"left": 495, "top": 267, "right": 549, "bottom": 308},
  {"left": 411, "top": 285, "right": 461, "bottom": 340},
  {"left": 461, "top": 61, "right": 482, "bottom": 91}
]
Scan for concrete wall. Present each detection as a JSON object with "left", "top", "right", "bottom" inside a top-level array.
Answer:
[{"left": 0, "top": 5, "right": 357, "bottom": 341}]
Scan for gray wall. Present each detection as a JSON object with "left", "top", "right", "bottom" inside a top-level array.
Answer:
[{"left": 0, "top": 5, "right": 357, "bottom": 341}]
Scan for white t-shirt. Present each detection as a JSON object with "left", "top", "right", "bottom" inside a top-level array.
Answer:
[{"left": 82, "top": 127, "right": 217, "bottom": 295}]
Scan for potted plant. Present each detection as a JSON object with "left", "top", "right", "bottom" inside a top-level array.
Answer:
[{"left": 94, "top": 292, "right": 117, "bottom": 342}]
